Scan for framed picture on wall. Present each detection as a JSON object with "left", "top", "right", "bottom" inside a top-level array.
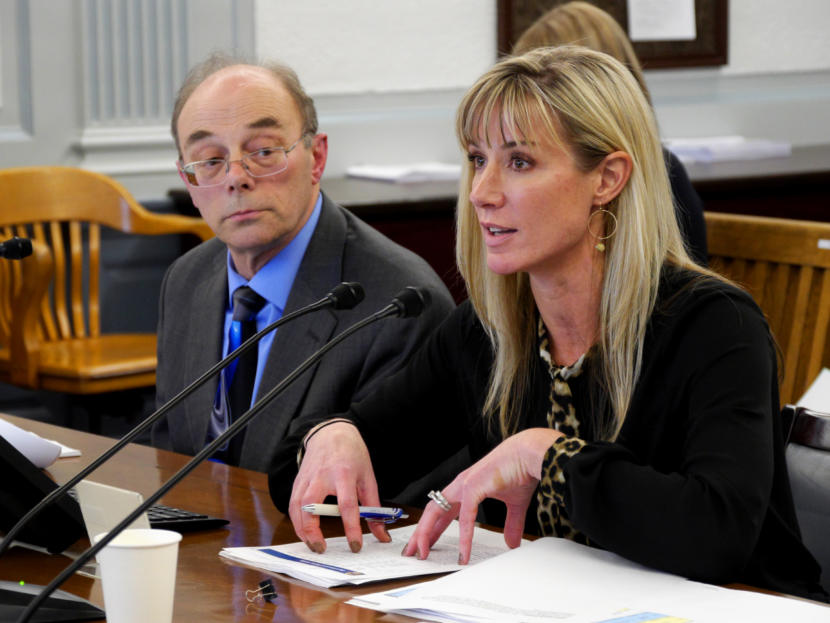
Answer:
[{"left": 497, "top": 0, "right": 728, "bottom": 69}]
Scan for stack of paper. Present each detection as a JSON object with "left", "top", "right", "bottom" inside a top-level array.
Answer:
[
  {"left": 219, "top": 521, "right": 517, "bottom": 588},
  {"left": 664, "top": 136, "right": 791, "bottom": 164},
  {"left": 349, "top": 538, "right": 830, "bottom": 623},
  {"left": 345, "top": 162, "right": 461, "bottom": 184},
  {"left": 0, "top": 417, "right": 73, "bottom": 467}
]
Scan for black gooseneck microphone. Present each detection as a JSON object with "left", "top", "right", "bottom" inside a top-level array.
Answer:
[
  {"left": 0, "top": 237, "right": 33, "bottom": 260},
  {"left": 16, "top": 286, "right": 430, "bottom": 623},
  {"left": 0, "top": 281, "right": 364, "bottom": 559}
]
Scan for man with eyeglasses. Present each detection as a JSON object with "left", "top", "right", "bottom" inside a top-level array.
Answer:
[{"left": 151, "top": 53, "right": 454, "bottom": 471}]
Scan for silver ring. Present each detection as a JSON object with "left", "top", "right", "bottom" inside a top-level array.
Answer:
[{"left": 427, "top": 490, "right": 451, "bottom": 512}]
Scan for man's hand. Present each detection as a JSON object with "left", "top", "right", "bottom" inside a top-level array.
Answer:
[{"left": 288, "top": 421, "right": 390, "bottom": 553}]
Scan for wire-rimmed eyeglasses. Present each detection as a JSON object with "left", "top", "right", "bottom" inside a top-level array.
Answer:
[{"left": 179, "top": 135, "right": 308, "bottom": 187}]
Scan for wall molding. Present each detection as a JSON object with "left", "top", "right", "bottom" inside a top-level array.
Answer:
[
  {"left": 78, "top": 125, "right": 173, "bottom": 149},
  {"left": 73, "top": 0, "right": 254, "bottom": 197},
  {"left": 0, "top": 0, "right": 33, "bottom": 136}
]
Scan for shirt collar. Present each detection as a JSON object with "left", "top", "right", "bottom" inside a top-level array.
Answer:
[{"left": 226, "top": 193, "right": 323, "bottom": 313}]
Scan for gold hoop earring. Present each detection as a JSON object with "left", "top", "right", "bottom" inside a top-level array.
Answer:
[{"left": 587, "top": 207, "right": 618, "bottom": 252}]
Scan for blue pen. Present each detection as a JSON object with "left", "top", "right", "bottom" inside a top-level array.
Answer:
[
  {"left": 301, "top": 503, "right": 408, "bottom": 523},
  {"left": 259, "top": 548, "right": 364, "bottom": 575}
]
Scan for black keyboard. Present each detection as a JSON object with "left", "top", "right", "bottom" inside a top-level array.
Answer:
[
  {"left": 146, "top": 503, "right": 229, "bottom": 533},
  {"left": 66, "top": 489, "right": 229, "bottom": 533}
]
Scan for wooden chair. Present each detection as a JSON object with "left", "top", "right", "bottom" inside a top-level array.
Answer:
[
  {"left": 0, "top": 166, "right": 212, "bottom": 398},
  {"left": 706, "top": 212, "right": 830, "bottom": 405},
  {"left": 783, "top": 404, "right": 830, "bottom": 592}
]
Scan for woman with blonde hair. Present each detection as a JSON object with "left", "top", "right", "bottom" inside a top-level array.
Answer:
[
  {"left": 272, "top": 46, "right": 825, "bottom": 599},
  {"left": 513, "top": 0, "right": 708, "bottom": 265}
]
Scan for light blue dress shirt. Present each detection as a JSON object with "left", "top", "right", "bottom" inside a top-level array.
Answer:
[{"left": 222, "top": 193, "right": 322, "bottom": 408}]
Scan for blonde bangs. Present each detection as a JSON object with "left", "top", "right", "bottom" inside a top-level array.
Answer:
[{"left": 457, "top": 71, "right": 563, "bottom": 155}]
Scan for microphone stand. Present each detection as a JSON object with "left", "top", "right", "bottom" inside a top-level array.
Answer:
[
  {"left": 16, "top": 287, "right": 429, "bottom": 623},
  {"left": 0, "top": 282, "right": 363, "bottom": 558}
]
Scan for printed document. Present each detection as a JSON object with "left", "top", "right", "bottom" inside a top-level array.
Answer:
[
  {"left": 349, "top": 537, "right": 830, "bottom": 623},
  {"left": 220, "top": 521, "right": 519, "bottom": 588}
]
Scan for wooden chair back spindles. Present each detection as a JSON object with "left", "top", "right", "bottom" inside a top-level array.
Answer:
[
  {"left": 706, "top": 212, "right": 830, "bottom": 405},
  {"left": 0, "top": 166, "right": 213, "bottom": 395}
]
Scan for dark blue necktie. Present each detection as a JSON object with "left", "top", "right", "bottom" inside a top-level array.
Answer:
[{"left": 223, "top": 286, "right": 266, "bottom": 464}]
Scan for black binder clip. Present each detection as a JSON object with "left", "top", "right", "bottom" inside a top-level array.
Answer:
[{"left": 246, "top": 579, "right": 277, "bottom": 604}]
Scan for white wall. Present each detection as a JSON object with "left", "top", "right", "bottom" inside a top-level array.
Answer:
[
  {"left": 257, "top": 0, "right": 830, "bottom": 85},
  {"left": 726, "top": 0, "right": 830, "bottom": 75},
  {"left": 2, "top": 0, "right": 829, "bottom": 198},
  {"left": 255, "top": 0, "right": 496, "bottom": 94},
  {"left": 254, "top": 0, "right": 496, "bottom": 178},
  {"left": 255, "top": 0, "right": 830, "bottom": 179}
]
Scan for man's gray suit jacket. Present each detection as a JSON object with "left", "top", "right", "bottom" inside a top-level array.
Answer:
[{"left": 151, "top": 192, "right": 454, "bottom": 472}]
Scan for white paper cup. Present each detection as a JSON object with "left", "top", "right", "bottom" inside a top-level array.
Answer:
[{"left": 93, "top": 528, "right": 182, "bottom": 623}]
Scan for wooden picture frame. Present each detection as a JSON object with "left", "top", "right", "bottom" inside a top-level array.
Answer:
[{"left": 497, "top": 0, "right": 728, "bottom": 69}]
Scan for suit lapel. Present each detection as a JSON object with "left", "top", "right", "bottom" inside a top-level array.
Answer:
[
  {"left": 241, "top": 194, "right": 347, "bottom": 465},
  {"left": 184, "top": 245, "right": 227, "bottom": 451}
]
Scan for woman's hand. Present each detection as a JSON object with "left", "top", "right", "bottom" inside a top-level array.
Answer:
[
  {"left": 288, "top": 422, "right": 390, "bottom": 554},
  {"left": 403, "top": 428, "right": 563, "bottom": 564}
]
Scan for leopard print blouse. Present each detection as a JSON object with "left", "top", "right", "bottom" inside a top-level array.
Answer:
[{"left": 535, "top": 319, "right": 590, "bottom": 545}]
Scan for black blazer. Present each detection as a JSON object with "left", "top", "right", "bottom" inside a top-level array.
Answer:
[{"left": 271, "top": 266, "right": 825, "bottom": 600}]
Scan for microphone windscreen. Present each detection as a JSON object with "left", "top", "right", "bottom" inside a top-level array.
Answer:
[
  {"left": 327, "top": 282, "right": 365, "bottom": 310},
  {"left": 2, "top": 237, "right": 33, "bottom": 259},
  {"left": 391, "top": 287, "right": 431, "bottom": 318}
]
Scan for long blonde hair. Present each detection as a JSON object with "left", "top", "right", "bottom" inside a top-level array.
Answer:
[{"left": 456, "top": 46, "right": 697, "bottom": 440}]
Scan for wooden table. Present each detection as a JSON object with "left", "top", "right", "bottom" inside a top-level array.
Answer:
[
  {"left": 4, "top": 416, "right": 826, "bottom": 621},
  {"left": 0, "top": 415, "right": 421, "bottom": 622}
]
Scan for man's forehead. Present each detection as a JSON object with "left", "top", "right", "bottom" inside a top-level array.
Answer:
[
  {"left": 178, "top": 66, "right": 300, "bottom": 144},
  {"left": 203, "top": 64, "right": 280, "bottom": 90}
]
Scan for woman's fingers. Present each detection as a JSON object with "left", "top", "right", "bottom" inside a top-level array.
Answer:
[
  {"left": 337, "top": 470, "right": 389, "bottom": 552},
  {"left": 404, "top": 498, "right": 458, "bottom": 559},
  {"left": 456, "top": 483, "right": 486, "bottom": 565},
  {"left": 287, "top": 421, "right": 381, "bottom": 553},
  {"left": 502, "top": 503, "right": 529, "bottom": 549},
  {"left": 290, "top": 474, "right": 331, "bottom": 552},
  {"left": 416, "top": 431, "right": 559, "bottom": 562},
  {"left": 356, "top": 478, "right": 391, "bottom": 544}
]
